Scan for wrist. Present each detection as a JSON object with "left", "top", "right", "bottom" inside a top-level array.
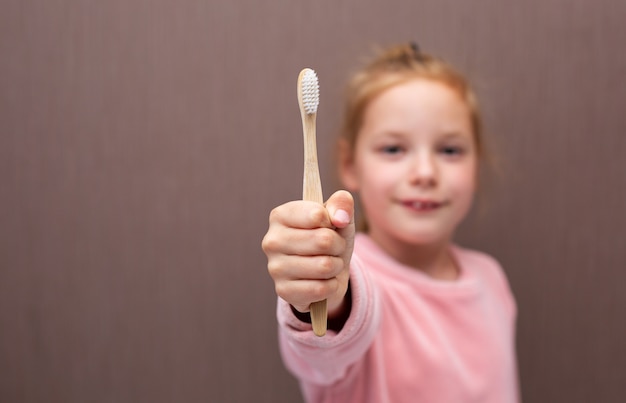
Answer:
[{"left": 327, "top": 281, "right": 352, "bottom": 332}]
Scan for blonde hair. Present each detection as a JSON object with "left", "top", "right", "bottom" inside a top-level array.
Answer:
[
  {"left": 341, "top": 43, "right": 484, "bottom": 156},
  {"left": 339, "top": 43, "right": 493, "bottom": 230}
]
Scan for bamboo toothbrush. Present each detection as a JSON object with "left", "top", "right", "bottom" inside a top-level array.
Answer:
[{"left": 297, "top": 68, "right": 326, "bottom": 337}]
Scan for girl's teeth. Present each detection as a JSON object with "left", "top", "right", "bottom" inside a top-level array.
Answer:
[{"left": 411, "top": 201, "right": 437, "bottom": 209}]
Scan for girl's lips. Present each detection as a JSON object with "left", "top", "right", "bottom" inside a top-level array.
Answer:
[{"left": 400, "top": 199, "right": 448, "bottom": 212}]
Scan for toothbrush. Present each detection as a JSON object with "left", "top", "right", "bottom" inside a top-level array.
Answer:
[{"left": 297, "top": 68, "right": 327, "bottom": 337}]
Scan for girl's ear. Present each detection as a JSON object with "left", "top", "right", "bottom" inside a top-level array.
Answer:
[{"left": 338, "top": 138, "right": 360, "bottom": 192}]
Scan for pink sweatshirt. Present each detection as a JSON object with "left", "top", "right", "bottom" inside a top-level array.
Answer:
[{"left": 277, "top": 233, "right": 519, "bottom": 403}]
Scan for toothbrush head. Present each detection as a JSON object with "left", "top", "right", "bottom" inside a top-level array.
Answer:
[{"left": 298, "top": 68, "right": 319, "bottom": 115}]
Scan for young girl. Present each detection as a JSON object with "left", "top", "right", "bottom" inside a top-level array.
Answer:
[{"left": 262, "top": 43, "right": 519, "bottom": 403}]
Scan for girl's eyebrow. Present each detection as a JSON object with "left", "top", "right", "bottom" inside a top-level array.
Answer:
[
  {"left": 439, "top": 131, "right": 472, "bottom": 142},
  {"left": 373, "top": 130, "right": 407, "bottom": 139}
]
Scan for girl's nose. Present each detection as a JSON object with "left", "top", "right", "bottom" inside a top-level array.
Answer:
[{"left": 409, "top": 151, "right": 437, "bottom": 187}]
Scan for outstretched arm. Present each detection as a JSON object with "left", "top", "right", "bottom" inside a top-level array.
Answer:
[{"left": 263, "top": 191, "right": 381, "bottom": 385}]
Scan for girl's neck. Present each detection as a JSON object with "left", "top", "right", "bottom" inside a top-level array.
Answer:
[{"left": 368, "top": 232, "right": 460, "bottom": 281}]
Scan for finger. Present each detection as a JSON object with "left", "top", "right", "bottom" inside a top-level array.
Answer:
[
  {"left": 324, "top": 190, "right": 356, "bottom": 269},
  {"left": 275, "top": 278, "right": 341, "bottom": 312},
  {"left": 263, "top": 226, "right": 346, "bottom": 257},
  {"left": 325, "top": 190, "right": 355, "bottom": 229},
  {"left": 270, "top": 200, "right": 332, "bottom": 229},
  {"left": 268, "top": 254, "right": 345, "bottom": 281}
]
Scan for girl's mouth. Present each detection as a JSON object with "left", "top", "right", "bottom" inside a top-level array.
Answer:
[{"left": 401, "top": 199, "right": 448, "bottom": 212}]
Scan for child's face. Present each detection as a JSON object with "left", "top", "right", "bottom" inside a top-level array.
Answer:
[{"left": 341, "top": 78, "right": 477, "bottom": 249}]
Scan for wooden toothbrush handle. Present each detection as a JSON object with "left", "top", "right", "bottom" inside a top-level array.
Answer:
[
  {"left": 305, "top": 164, "right": 327, "bottom": 338},
  {"left": 302, "top": 114, "right": 327, "bottom": 336},
  {"left": 310, "top": 300, "right": 328, "bottom": 337}
]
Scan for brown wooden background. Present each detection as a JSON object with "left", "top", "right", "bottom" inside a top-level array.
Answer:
[{"left": 1, "top": 1, "right": 625, "bottom": 402}]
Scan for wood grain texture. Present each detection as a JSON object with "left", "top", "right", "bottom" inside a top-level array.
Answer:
[
  {"left": 1, "top": 0, "right": 625, "bottom": 402},
  {"left": 298, "top": 69, "right": 327, "bottom": 337}
]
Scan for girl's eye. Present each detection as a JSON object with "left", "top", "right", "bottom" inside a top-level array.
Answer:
[
  {"left": 439, "top": 146, "right": 464, "bottom": 156},
  {"left": 380, "top": 145, "right": 403, "bottom": 155}
]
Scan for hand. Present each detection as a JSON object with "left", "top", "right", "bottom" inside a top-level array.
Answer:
[{"left": 262, "top": 190, "right": 355, "bottom": 318}]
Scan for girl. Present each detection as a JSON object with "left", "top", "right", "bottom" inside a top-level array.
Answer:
[{"left": 262, "top": 43, "right": 519, "bottom": 403}]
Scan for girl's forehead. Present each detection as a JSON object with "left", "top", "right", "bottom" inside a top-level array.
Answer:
[
  {"left": 361, "top": 79, "right": 473, "bottom": 134},
  {"left": 373, "top": 78, "right": 466, "bottom": 109}
]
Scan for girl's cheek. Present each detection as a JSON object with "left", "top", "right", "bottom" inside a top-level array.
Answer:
[{"left": 459, "top": 172, "right": 478, "bottom": 198}]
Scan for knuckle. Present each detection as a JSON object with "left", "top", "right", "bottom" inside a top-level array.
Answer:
[
  {"left": 317, "top": 255, "right": 337, "bottom": 278},
  {"left": 268, "top": 206, "right": 283, "bottom": 222},
  {"left": 261, "top": 233, "right": 279, "bottom": 253},
  {"left": 274, "top": 282, "right": 289, "bottom": 299},
  {"left": 310, "top": 281, "right": 331, "bottom": 301},
  {"left": 266, "top": 259, "right": 281, "bottom": 277},
  {"left": 309, "top": 205, "right": 326, "bottom": 223},
  {"left": 314, "top": 229, "right": 334, "bottom": 250}
]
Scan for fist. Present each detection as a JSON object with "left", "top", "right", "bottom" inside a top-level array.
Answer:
[{"left": 262, "top": 190, "right": 355, "bottom": 317}]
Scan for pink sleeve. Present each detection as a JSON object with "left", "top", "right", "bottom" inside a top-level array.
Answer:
[{"left": 276, "top": 254, "right": 381, "bottom": 386}]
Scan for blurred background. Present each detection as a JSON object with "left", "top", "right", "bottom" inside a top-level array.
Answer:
[{"left": 1, "top": 0, "right": 625, "bottom": 402}]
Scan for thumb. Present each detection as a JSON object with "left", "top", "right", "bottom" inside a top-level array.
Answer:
[
  {"left": 325, "top": 190, "right": 355, "bottom": 229},
  {"left": 326, "top": 190, "right": 356, "bottom": 273}
]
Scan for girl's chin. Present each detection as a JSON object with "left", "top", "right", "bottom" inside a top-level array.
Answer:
[
  {"left": 371, "top": 226, "right": 452, "bottom": 248},
  {"left": 400, "top": 234, "right": 450, "bottom": 247}
]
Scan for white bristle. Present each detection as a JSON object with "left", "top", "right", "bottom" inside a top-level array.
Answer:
[{"left": 302, "top": 69, "right": 319, "bottom": 114}]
